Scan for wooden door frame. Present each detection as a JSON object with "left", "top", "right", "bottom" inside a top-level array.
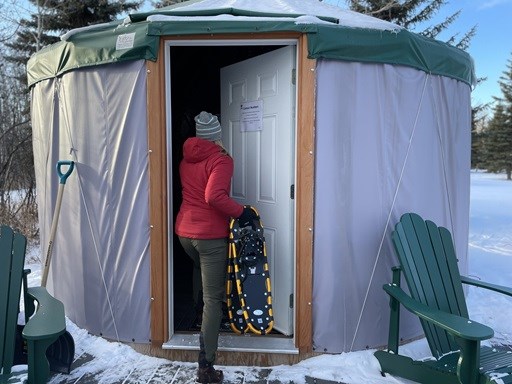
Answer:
[{"left": 146, "top": 33, "right": 316, "bottom": 354}]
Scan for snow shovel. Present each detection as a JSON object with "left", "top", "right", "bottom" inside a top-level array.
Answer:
[{"left": 40, "top": 160, "right": 76, "bottom": 374}]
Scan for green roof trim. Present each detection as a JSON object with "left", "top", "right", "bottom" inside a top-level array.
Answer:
[
  {"left": 145, "top": 19, "right": 317, "bottom": 36},
  {"left": 27, "top": 22, "right": 159, "bottom": 87},
  {"left": 27, "top": 15, "right": 475, "bottom": 88},
  {"left": 308, "top": 25, "right": 475, "bottom": 85}
]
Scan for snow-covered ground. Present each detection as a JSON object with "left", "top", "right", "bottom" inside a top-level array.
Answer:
[{"left": 14, "top": 171, "right": 512, "bottom": 383}]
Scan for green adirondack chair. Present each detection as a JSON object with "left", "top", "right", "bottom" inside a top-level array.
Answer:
[
  {"left": 375, "top": 213, "right": 512, "bottom": 384},
  {"left": 0, "top": 225, "right": 67, "bottom": 384}
]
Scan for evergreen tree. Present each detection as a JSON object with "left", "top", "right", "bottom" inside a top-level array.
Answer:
[
  {"left": 347, "top": 0, "right": 476, "bottom": 49},
  {"left": 497, "top": 54, "right": 512, "bottom": 110},
  {"left": 471, "top": 103, "right": 489, "bottom": 170},
  {"left": 483, "top": 55, "right": 512, "bottom": 180},
  {"left": 484, "top": 103, "right": 512, "bottom": 180}
]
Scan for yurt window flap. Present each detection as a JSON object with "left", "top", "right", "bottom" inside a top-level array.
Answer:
[
  {"left": 31, "top": 60, "right": 152, "bottom": 343},
  {"left": 312, "top": 59, "right": 471, "bottom": 353}
]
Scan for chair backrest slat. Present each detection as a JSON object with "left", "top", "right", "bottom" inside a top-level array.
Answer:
[
  {"left": 427, "top": 221, "right": 468, "bottom": 318},
  {"left": 392, "top": 213, "right": 467, "bottom": 358},
  {"left": 0, "top": 225, "right": 27, "bottom": 374}
]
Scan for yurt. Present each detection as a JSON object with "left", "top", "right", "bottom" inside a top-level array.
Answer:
[{"left": 27, "top": 0, "right": 474, "bottom": 365}]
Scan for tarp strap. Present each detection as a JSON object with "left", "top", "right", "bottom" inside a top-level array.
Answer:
[
  {"left": 349, "top": 74, "right": 431, "bottom": 351},
  {"left": 58, "top": 80, "right": 121, "bottom": 342}
]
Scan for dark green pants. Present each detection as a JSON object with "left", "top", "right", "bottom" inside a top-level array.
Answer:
[{"left": 179, "top": 237, "right": 227, "bottom": 364}]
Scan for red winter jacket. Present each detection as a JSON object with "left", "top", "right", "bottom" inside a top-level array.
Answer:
[{"left": 175, "top": 137, "right": 244, "bottom": 239}]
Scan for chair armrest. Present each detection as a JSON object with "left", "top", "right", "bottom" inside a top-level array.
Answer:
[
  {"left": 22, "top": 286, "right": 66, "bottom": 340},
  {"left": 461, "top": 276, "right": 512, "bottom": 297},
  {"left": 383, "top": 284, "right": 493, "bottom": 341}
]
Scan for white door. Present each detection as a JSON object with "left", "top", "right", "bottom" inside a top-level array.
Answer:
[{"left": 221, "top": 46, "right": 296, "bottom": 335}]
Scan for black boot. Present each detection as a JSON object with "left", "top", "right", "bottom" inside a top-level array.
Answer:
[
  {"left": 197, "top": 334, "right": 223, "bottom": 384},
  {"left": 196, "top": 364, "right": 223, "bottom": 384}
]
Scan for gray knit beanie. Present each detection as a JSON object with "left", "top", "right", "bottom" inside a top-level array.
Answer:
[{"left": 195, "top": 111, "right": 222, "bottom": 141}]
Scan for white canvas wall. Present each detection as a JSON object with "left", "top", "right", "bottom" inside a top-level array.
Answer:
[
  {"left": 31, "top": 60, "right": 151, "bottom": 343},
  {"left": 30, "top": 56, "right": 471, "bottom": 352},
  {"left": 312, "top": 60, "right": 471, "bottom": 353}
]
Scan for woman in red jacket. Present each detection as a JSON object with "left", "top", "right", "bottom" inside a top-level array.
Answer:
[{"left": 175, "top": 111, "right": 255, "bottom": 384}]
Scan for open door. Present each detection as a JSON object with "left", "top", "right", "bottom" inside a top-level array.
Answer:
[{"left": 220, "top": 46, "right": 296, "bottom": 335}]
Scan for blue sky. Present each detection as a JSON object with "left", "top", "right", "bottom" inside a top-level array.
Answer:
[{"left": 324, "top": 0, "right": 512, "bottom": 108}]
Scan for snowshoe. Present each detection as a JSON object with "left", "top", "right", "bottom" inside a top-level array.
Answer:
[{"left": 226, "top": 207, "right": 274, "bottom": 335}]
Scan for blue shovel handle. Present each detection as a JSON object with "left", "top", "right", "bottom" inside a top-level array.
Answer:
[{"left": 57, "top": 160, "right": 75, "bottom": 184}]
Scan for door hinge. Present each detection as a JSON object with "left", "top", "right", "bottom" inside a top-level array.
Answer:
[
  {"left": 289, "top": 293, "right": 294, "bottom": 309},
  {"left": 291, "top": 68, "right": 296, "bottom": 85},
  {"left": 290, "top": 184, "right": 295, "bottom": 200}
]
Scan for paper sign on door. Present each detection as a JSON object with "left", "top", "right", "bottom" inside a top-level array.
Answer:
[{"left": 240, "top": 100, "right": 263, "bottom": 132}]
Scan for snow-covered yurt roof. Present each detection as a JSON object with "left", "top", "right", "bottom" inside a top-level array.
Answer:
[{"left": 27, "top": 0, "right": 475, "bottom": 87}]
